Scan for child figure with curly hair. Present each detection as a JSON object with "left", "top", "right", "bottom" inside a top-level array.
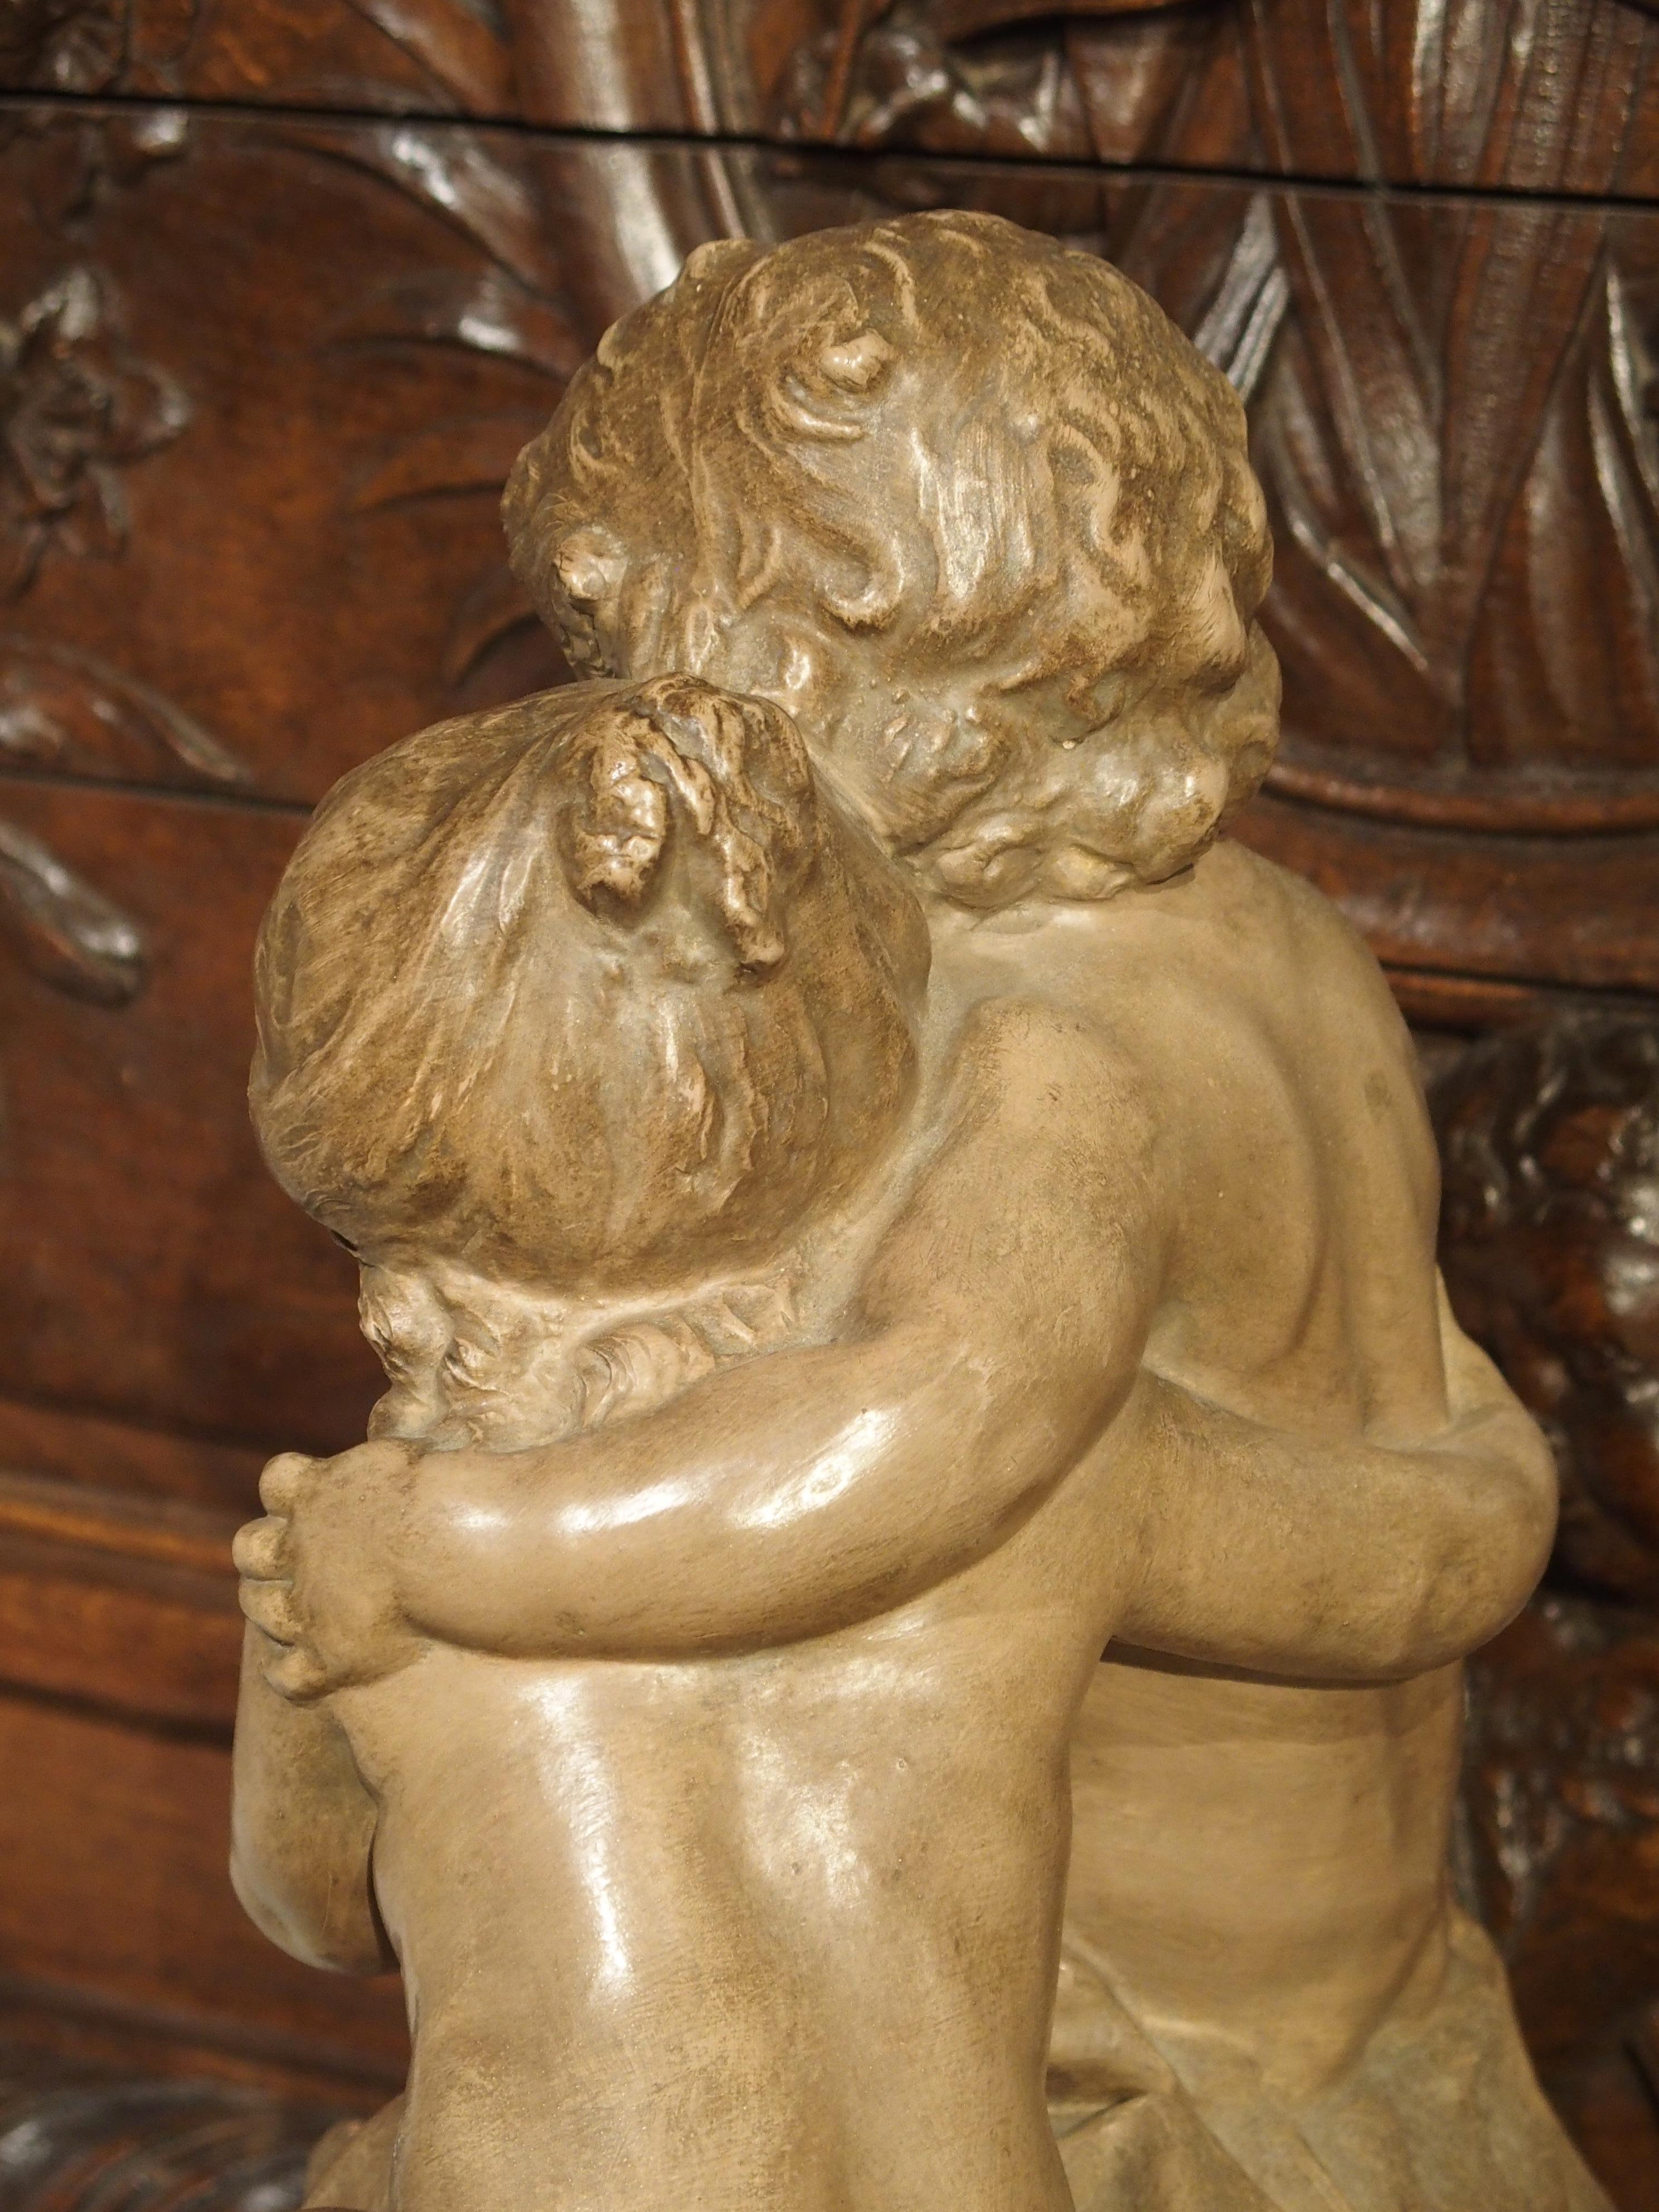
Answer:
[{"left": 235, "top": 215, "right": 1595, "bottom": 2212}]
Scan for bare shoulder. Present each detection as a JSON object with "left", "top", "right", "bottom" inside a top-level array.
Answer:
[
  {"left": 1192, "top": 840, "right": 1411, "bottom": 1045},
  {"left": 861, "top": 989, "right": 1165, "bottom": 1332},
  {"left": 935, "top": 995, "right": 1162, "bottom": 1220},
  {"left": 1192, "top": 842, "right": 1436, "bottom": 1211},
  {"left": 954, "top": 992, "right": 1156, "bottom": 1109},
  {"left": 1200, "top": 836, "right": 1363, "bottom": 947}
]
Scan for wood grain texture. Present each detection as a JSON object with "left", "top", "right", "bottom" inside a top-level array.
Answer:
[
  {"left": 0, "top": 1395, "right": 269, "bottom": 1509},
  {"left": 0, "top": 3, "right": 1651, "bottom": 2200},
  {"left": 0, "top": 1469, "right": 240, "bottom": 1727},
  {"left": 9, "top": 0, "right": 1657, "bottom": 203},
  {"left": 0, "top": 103, "right": 575, "bottom": 807},
  {"left": 7, "top": 105, "right": 1656, "bottom": 983},
  {"left": 0, "top": 1690, "right": 408, "bottom": 2085},
  {"left": 0, "top": 780, "right": 380, "bottom": 1462}
]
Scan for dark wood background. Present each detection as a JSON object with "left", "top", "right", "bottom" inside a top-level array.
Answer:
[{"left": 3, "top": 1, "right": 1659, "bottom": 2203}]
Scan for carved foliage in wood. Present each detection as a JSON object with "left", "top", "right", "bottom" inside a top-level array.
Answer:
[
  {"left": 1461, "top": 1594, "right": 1659, "bottom": 2206},
  {"left": 0, "top": 236, "right": 245, "bottom": 1068},
  {"left": 1, "top": 256, "right": 190, "bottom": 1019},
  {"left": 761, "top": 1, "right": 1659, "bottom": 835},
  {"left": 1, "top": 261, "right": 187, "bottom": 598},
  {"left": 157, "top": 0, "right": 1659, "bottom": 991},
  {"left": 0, "top": 0, "right": 502, "bottom": 110},
  {"left": 0, "top": 99, "right": 663, "bottom": 1451},
  {"left": 0, "top": 0, "right": 128, "bottom": 95},
  {"left": 264, "top": 67, "right": 580, "bottom": 697},
  {"left": 3, "top": 102, "right": 588, "bottom": 795},
  {"left": 1437, "top": 1013, "right": 1659, "bottom": 1606},
  {"left": 0, "top": 2043, "right": 337, "bottom": 2208},
  {"left": 1442, "top": 1016, "right": 1659, "bottom": 2183}
]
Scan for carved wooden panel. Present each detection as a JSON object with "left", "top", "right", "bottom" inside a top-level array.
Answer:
[
  {"left": 0, "top": 102, "right": 582, "bottom": 805},
  {"left": 0, "top": 0, "right": 501, "bottom": 118},
  {"left": 14, "top": 0, "right": 1656, "bottom": 205},
  {"left": 0, "top": 781, "right": 380, "bottom": 1464},
  {"left": 9, "top": 101, "right": 1655, "bottom": 1001},
  {"left": 1463, "top": 1599, "right": 1659, "bottom": 2212},
  {"left": 1, "top": 3, "right": 1657, "bottom": 2199},
  {"left": 743, "top": 0, "right": 1659, "bottom": 196},
  {"left": 1439, "top": 1012, "right": 1659, "bottom": 2208},
  {"left": 0, "top": 1473, "right": 402, "bottom": 2100},
  {"left": 0, "top": 2044, "right": 335, "bottom": 2212},
  {"left": 0, "top": 1690, "right": 406, "bottom": 2090}
]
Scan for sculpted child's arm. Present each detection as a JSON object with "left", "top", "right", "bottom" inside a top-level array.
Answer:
[
  {"left": 230, "top": 1625, "right": 392, "bottom": 1974},
  {"left": 318, "top": 1002, "right": 1159, "bottom": 1664},
  {"left": 410, "top": 1005, "right": 1160, "bottom": 1655},
  {"left": 1112, "top": 1286, "right": 1558, "bottom": 1680}
]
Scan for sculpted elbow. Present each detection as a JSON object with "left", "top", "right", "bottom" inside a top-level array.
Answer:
[
  {"left": 230, "top": 1841, "right": 392, "bottom": 1979},
  {"left": 1409, "top": 1430, "right": 1559, "bottom": 1677},
  {"left": 1485, "top": 1424, "right": 1559, "bottom": 1640}
]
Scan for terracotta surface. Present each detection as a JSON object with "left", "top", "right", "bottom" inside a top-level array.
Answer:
[
  {"left": 0, "top": 4, "right": 1657, "bottom": 2208},
  {"left": 230, "top": 215, "right": 1592, "bottom": 2211}
]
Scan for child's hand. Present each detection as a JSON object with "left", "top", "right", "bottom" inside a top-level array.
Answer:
[{"left": 234, "top": 1440, "right": 424, "bottom": 1700}]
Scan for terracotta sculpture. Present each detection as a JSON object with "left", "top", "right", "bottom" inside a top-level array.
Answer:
[{"left": 231, "top": 213, "right": 1600, "bottom": 2211}]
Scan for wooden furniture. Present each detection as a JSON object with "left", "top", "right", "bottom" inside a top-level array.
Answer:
[{"left": 2, "top": 1, "right": 1658, "bottom": 2202}]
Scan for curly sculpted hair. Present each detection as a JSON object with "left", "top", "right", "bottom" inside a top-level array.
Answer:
[
  {"left": 504, "top": 210, "right": 1278, "bottom": 906},
  {"left": 250, "top": 676, "right": 927, "bottom": 1294}
]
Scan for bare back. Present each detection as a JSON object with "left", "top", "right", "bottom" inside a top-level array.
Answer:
[
  {"left": 936, "top": 837, "right": 1447, "bottom": 1448},
  {"left": 933, "top": 839, "right": 1464, "bottom": 2124}
]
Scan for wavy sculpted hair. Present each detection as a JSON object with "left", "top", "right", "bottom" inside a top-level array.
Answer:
[
  {"left": 503, "top": 210, "right": 1278, "bottom": 907},
  {"left": 250, "top": 676, "right": 928, "bottom": 1296}
]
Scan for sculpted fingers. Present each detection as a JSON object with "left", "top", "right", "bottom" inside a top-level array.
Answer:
[
  {"left": 232, "top": 1515, "right": 288, "bottom": 1583},
  {"left": 239, "top": 1573, "right": 302, "bottom": 1648},
  {"left": 259, "top": 1451, "right": 320, "bottom": 1515},
  {"left": 261, "top": 1640, "right": 333, "bottom": 1703}
]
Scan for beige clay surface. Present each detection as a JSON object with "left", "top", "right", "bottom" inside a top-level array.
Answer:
[{"left": 232, "top": 213, "right": 1604, "bottom": 2212}]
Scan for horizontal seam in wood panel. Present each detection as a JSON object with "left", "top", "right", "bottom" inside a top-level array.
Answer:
[
  {"left": 2, "top": 91, "right": 1658, "bottom": 217},
  {"left": 1377, "top": 961, "right": 1659, "bottom": 1003},
  {"left": 0, "top": 1387, "right": 297, "bottom": 1479}
]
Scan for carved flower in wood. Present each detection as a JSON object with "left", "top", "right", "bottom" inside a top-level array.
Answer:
[
  {"left": 0, "top": 0, "right": 126, "bottom": 92},
  {"left": 0, "top": 265, "right": 188, "bottom": 598}
]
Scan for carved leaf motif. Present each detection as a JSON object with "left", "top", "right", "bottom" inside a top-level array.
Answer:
[
  {"left": 0, "top": 815, "right": 145, "bottom": 1006},
  {"left": 0, "top": 2059, "right": 328, "bottom": 2208},
  {"left": 0, "top": 0, "right": 128, "bottom": 92},
  {"left": 0, "top": 264, "right": 189, "bottom": 598},
  {"left": 1436, "top": 1012, "right": 1659, "bottom": 1603},
  {"left": 327, "top": 267, "right": 581, "bottom": 379},
  {"left": 774, "top": 1, "right": 1090, "bottom": 152},
  {"left": 1189, "top": 193, "right": 1287, "bottom": 403},
  {"left": 273, "top": 121, "right": 563, "bottom": 297},
  {"left": 0, "top": 638, "right": 247, "bottom": 1018},
  {"left": 270, "top": 117, "right": 577, "bottom": 715},
  {"left": 0, "top": 632, "right": 249, "bottom": 789},
  {"left": 340, "top": 0, "right": 515, "bottom": 111},
  {"left": 350, "top": 412, "right": 545, "bottom": 511}
]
